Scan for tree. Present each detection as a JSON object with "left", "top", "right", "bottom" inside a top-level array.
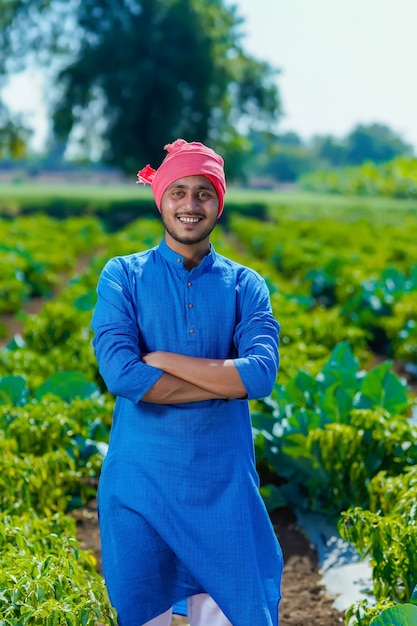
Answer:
[
  {"left": 311, "top": 135, "right": 347, "bottom": 168},
  {"left": 247, "top": 130, "right": 315, "bottom": 184},
  {"left": 275, "top": 131, "right": 303, "bottom": 147},
  {"left": 310, "top": 125, "right": 413, "bottom": 170},
  {"left": 0, "top": 0, "right": 281, "bottom": 176},
  {"left": 344, "top": 123, "right": 412, "bottom": 165},
  {"left": 0, "top": 102, "right": 31, "bottom": 159},
  {"left": 263, "top": 144, "right": 315, "bottom": 183}
]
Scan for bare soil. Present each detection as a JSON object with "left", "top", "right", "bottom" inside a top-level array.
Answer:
[{"left": 72, "top": 501, "right": 346, "bottom": 626}]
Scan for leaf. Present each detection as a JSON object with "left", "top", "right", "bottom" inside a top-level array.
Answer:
[
  {"left": 88, "top": 418, "right": 110, "bottom": 442},
  {"left": 409, "top": 265, "right": 417, "bottom": 289},
  {"left": 318, "top": 341, "right": 360, "bottom": 395},
  {"left": 259, "top": 484, "right": 288, "bottom": 512},
  {"left": 380, "top": 371, "right": 410, "bottom": 415},
  {"left": 381, "top": 266, "right": 407, "bottom": 297},
  {"left": 252, "top": 411, "right": 279, "bottom": 441},
  {"left": 0, "top": 375, "right": 28, "bottom": 406},
  {"left": 354, "top": 361, "right": 409, "bottom": 414},
  {"left": 35, "top": 372, "right": 99, "bottom": 402},
  {"left": 370, "top": 603, "right": 417, "bottom": 625},
  {"left": 5, "top": 334, "right": 26, "bottom": 351},
  {"left": 319, "top": 382, "right": 354, "bottom": 423},
  {"left": 77, "top": 437, "right": 108, "bottom": 460},
  {"left": 74, "top": 290, "right": 97, "bottom": 312},
  {"left": 36, "top": 585, "right": 46, "bottom": 603},
  {"left": 282, "top": 371, "right": 318, "bottom": 408},
  {"left": 286, "top": 408, "right": 323, "bottom": 436}
]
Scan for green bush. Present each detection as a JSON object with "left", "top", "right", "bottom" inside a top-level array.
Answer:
[
  {"left": 254, "top": 343, "right": 414, "bottom": 515},
  {"left": 299, "top": 156, "right": 417, "bottom": 199},
  {"left": 0, "top": 512, "right": 116, "bottom": 624}
]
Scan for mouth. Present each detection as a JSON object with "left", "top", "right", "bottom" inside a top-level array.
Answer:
[{"left": 177, "top": 215, "right": 203, "bottom": 224}]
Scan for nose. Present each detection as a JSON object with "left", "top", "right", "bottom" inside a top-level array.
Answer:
[{"left": 184, "top": 193, "right": 200, "bottom": 211}]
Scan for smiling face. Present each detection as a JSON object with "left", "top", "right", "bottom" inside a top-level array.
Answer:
[{"left": 160, "top": 175, "right": 219, "bottom": 252}]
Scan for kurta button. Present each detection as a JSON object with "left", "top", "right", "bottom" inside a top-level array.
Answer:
[
  {"left": 177, "top": 258, "right": 181, "bottom": 263},
  {"left": 188, "top": 303, "right": 193, "bottom": 308},
  {"left": 187, "top": 281, "right": 192, "bottom": 286},
  {"left": 189, "top": 329, "right": 194, "bottom": 334}
]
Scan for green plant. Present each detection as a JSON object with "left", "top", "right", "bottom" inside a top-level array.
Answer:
[
  {"left": 0, "top": 215, "right": 106, "bottom": 314},
  {"left": 299, "top": 156, "right": 417, "bottom": 200},
  {"left": 339, "top": 466, "right": 417, "bottom": 612},
  {"left": 370, "top": 603, "right": 417, "bottom": 625},
  {"left": 0, "top": 373, "right": 112, "bottom": 513},
  {"left": 0, "top": 512, "right": 117, "bottom": 624},
  {"left": 340, "top": 507, "right": 417, "bottom": 604},
  {"left": 0, "top": 440, "right": 80, "bottom": 515},
  {"left": 341, "top": 265, "right": 417, "bottom": 355},
  {"left": 368, "top": 586, "right": 417, "bottom": 625},
  {"left": 253, "top": 342, "right": 414, "bottom": 515}
]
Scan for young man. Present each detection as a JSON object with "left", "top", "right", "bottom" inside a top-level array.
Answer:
[{"left": 91, "top": 139, "right": 283, "bottom": 626}]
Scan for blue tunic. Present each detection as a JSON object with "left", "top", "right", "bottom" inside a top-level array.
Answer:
[{"left": 91, "top": 239, "right": 283, "bottom": 625}]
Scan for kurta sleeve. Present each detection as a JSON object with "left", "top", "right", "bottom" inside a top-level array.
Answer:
[
  {"left": 233, "top": 270, "right": 280, "bottom": 400},
  {"left": 91, "top": 257, "right": 163, "bottom": 402}
]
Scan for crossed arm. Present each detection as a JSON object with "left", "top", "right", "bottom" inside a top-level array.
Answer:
[
  {"left": 141, "top": 351, "right": 248, "bottom": 404},
  {"left": 92, "top": 258, "right": 279, "bottom": 406}
]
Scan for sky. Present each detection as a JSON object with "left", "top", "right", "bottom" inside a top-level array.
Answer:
[
  {"left": 235, "top": 0, "right": 417, "bottom": 150},
  {"left": 2, "top": 0, "right": 417, "bottom": 152}
]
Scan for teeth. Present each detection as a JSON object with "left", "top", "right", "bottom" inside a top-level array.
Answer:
[{"left": 179, "top": 217, "right": 200, "bottom": 223}]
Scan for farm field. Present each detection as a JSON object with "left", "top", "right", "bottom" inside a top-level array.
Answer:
[
  {"left": 0, "top": 186, "right": 416, "bottom": 625},
  {"left": 2, "top": 181, "right": 417, "bottom": 212}
]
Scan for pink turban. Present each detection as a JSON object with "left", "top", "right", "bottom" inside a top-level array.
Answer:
[{"left": 137, "top": 139, "right": 226, "bottom": 217}]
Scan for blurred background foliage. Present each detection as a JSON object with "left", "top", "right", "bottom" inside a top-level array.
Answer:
[
  {"left": 0, "top": 0, "right": 280, "bottom": 178},
  {"left": 0, "top": 0, "right": 414, "bottom": 186}
]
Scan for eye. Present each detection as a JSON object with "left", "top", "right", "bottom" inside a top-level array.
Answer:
[{"left": 198, "top": 191, "right": 213, "bottom": 200}]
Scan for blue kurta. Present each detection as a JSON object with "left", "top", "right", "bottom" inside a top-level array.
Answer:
[{"left": 91, "top": 239, "right": 283, "bottom": 625}]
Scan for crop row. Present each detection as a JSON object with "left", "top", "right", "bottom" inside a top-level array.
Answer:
[
  {"left": 228, "top": 212, "right": 417, "bottom": 373},
  {"left": 0, "top": 214, "right": 106, "bottom": 319},
  {"left": 0, "top": 217, "right": 163, "bottom": 624},
  {"left": 0, "top": 208, "right": 416, "bottom": 624}
]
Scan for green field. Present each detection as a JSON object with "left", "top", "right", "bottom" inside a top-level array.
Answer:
[
  {"left": 1, "top": 181, "right": 417, "bottom": 220},
  {"left": 0, "top": 188, "right": 416, "bottom": 625}
]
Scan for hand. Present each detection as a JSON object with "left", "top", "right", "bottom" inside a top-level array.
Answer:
[{"left": 141, "top": 351, "right": 161, "bottom": 368}]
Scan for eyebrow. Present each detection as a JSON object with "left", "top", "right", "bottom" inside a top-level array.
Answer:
[{"left": 167, "top": 183, "right": 214, "bottom": 191}]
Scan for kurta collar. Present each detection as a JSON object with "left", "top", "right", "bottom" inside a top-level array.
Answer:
[{"left": 157, "top": 238, "right": 216, "bottom": 274}]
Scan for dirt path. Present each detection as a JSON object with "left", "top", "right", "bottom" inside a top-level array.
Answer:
[{"left": 72, "top": 502, "right": 345, "bottom": 626}]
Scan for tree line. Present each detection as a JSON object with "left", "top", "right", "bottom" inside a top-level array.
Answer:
[
  {"left": 247, "top": 123, "right": 413, "bottom": 185},
  {"left": 0, "top": 0, "right": 413, "bottom": 183}
]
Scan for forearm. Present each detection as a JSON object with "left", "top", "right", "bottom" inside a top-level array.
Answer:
[
  {"left": 143, "top": 352, "right": 247, "bottom": 399},
  {"left": 141, "top": 372, "right": 225, "bottom": 404}
]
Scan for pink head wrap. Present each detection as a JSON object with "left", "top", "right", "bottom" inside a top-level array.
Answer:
[{"left": 137, "top": 139, "right": 226, "bottom": 217}]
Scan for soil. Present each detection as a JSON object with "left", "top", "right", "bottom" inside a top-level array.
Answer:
[{"left": 72, "top": 501, "right": 346, "bottom": 626}]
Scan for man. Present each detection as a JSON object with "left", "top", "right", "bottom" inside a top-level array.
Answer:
[{"left": 91, "top": 139, "right": 283, "bottom": 626}]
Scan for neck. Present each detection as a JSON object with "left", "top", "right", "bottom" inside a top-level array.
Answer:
[{"left": 164, "top": 234, "right": 210, "bottom": 269}]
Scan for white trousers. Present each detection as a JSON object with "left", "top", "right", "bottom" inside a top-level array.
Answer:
[{"left": 143, "top": 593, "right": 232, "bottom": 626}]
